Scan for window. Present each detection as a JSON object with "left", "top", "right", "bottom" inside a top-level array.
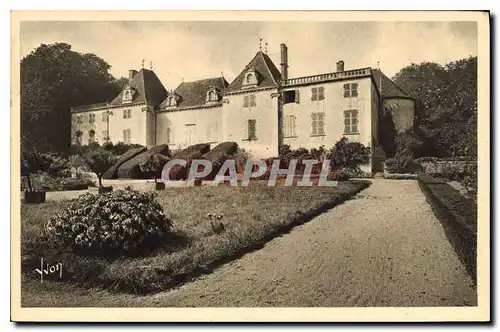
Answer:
[
  {"left": 284, "top": 115, "right": 297, "bottom": 137},
  {"left": 123, "top": 129, "right": 131, "bottom": 144},
  {"left": 123, "top": 88, "right": 133, "bottom": 103},
  {"left": 76, "top": 115, "right": 83, "bottom": 124},
  {"left": 242, "top": 68, "right": 258, "bottom": 87},
  {"left": 88, "top": 130, "right": 96, "bottom": 143},
  {"left": 102, "top": 130, "right": 109, "bottom": 142},
  {"left": 167, "top": 96, "right": 177, "bottom": 107},
  {"left": 102, "top": 112, "right": 108, "bottom": 122},
  {"left": 123, "top": 109, "right": 131, "bottom": 119},
  {"left": 344, "top": 110, "right": 359, "bottom": 134},
  {"left": 247, "top": 119, "right": 257, "bottom": 140},
  {"left": 74, "top": 130, "right": 83, "bottom": 145},
  {"left": 165, "top": 127, "right": 171, "bottom": 144},
  {"left": 243, "top": 94, "right": 256, "bottom": 107},
  {"left": 311, "top": 87, "right": 325, "bottom": 101},
  {"left": 283, "top": 90, "right": 300, "bottom": 104},
  {"left": 343, "top": 83, "right": 359, "bottom": 98},
  {"left": 311, "top": 112, "right": 325, "bottom": 136},
  {"left": 89, "top": 113, "right": 95, "bottom": 123}
]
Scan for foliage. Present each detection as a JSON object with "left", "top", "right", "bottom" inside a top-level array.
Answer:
[
  {"left": 394, "top": 129, "right": 423, "bottom": 158},
  {"left": 102, "top": 146, "right": 147, "bottom": 179},
  {"left": 44, "top": 189, "right": 173, "bottom": 255},
  {"left": 21, "top": 172, "right": 95, "bottom": 191},
  {"left": 392, "top": 57, "right": 477, "bottom": 157},
  {"left": 329, "top": 138, "right": 371, "bottom": 170},
  {"left": 78, "top": 147, "right": 117, "bottom": 187},
  {"left": 102, "top": 142, "right": 146, "bottom": 156},
  {"left": 172, "top": 143, "right": 211, "bottom": 160},
  {"left": 21, "top": 146, "right": 52, "bottom": 192},
  {"left": 21, "top": 43, "right": 125, "bottom": 153},
  {"left": 385, "top": 156, "right": 422, "bottom": 174},
  {"left": 326, "top": 169, "right": 350, "bottom": 181},
  {"left": 117, "top": 144, "right": 170, "bottom": 179}
]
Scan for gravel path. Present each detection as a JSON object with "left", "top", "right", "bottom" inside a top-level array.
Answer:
[{"left": 143, "top": 179, "right": 476, "bottom": 307}]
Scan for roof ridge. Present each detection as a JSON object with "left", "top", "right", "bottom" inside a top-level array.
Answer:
[{"left": 259, "top": 51, "right": 279, "bottom": 85}]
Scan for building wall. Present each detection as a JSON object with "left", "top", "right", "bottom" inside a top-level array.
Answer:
[
  {"left": 156, "top": 106, "right": 223, "bottom": 151},
  {"left": 222, "top": 88, "right": 280, "bottom": 159},
  {"left": 71, "top": 104, "right": 150, "bottom": 146},
  {"left": 383, "top": 98, "right": 415, "bottom": 132},
  {"left": 107, "top": 104, "right": 149, "bottom": 146},
  {"left": 71, "top": 109, "right": 109, "bottom": 145},
  {"left": 281, "top": 77, "right": 374, "bottom": 151}
]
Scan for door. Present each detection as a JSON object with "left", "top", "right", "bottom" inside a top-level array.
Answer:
[{"left": 184, "top": 124, "right": 196, "bottom": 147}]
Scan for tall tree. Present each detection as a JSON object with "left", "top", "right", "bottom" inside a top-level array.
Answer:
[
  {"left": 392, "top": 57, "right": 477, "bottom": 157},
  {"left": 21, "top": 43, "right": 124, "bottom": 153}
]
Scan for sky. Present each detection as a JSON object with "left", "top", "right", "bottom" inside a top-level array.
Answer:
[{"left": 20, "top": 21, "right": 477, "bottom": 90}]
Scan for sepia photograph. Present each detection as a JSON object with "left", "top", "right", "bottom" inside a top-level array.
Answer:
[{"left": 11, "top": 10, "right": 489, "bottom": 322}]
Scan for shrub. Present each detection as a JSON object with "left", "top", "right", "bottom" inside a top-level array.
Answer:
[
  {"left": 201, "top": 142, "right": 239, "bottom": 180},
  {"left": 23, "top": 173, "right": 95, "bottom": 191},
  {"left": 118, "top": 144, "right": 170, "bottom": 179},
  {"left": 76, "top": 147, "right": 117, "bottom": 188},
  {"left": 21, "top": 147, "right": 51, "bottom": 192},
  {"left": 103, "top": 146, "right": 147, "bottom": 179},
  {"left": 140, "top": 153, "right": 171, "bottom": 179},
  {"left": 385, "top": 156, "right": 422, "bottom": 174},
  {"left": 327, "top": 169, "right": 349, "bottom": 181},
  {"left": 394, "top": 129, "right": 423, "bottom": 158},
  {"left": 329, "top": 138, "right": 371, "bottom": 170},
  {"left": 103, "top": 142, "right": 146, "bottom": 156},
  {"left": 45, "top": 189, "right": 173, "bottom": 255},
  {"left": 173, "top": 143, "right": 210, "bottom": 160}
]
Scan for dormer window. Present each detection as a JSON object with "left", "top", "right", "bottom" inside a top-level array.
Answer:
[
  {"left": 205, "top": 86, "right": 219, "bottom": 103},
  {"left": 122, "top": 85, "right": 134, "bottom": 103},
  {"left": 167, "top": 96, "right": 177, "bottom": 107},
  {"left": 242, "top": 66, "right": 258, "bottom": 88}
]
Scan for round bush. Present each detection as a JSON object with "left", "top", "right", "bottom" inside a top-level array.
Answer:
[{"left": 45, "top": 189, "right": 173, "bottom": 255}]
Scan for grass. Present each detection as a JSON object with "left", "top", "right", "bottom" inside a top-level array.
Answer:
[{"left": 21, "top": 180, "right": 370, "bottom": 298}]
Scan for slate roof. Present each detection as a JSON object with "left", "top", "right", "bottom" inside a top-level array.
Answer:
[
  {"left": 159, "top": 77, "right": 229, "bottom": 109},
  {"left": 227, "top": 51, "right": 282, "bottom": 92},
  {"left": 109, "top": 68, "right": 168, "bottom": 107},
  {"left": 371, "top": 69, "right": 413, "bottom": 99}
]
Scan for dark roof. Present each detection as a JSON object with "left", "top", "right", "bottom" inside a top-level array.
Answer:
[
  {"left": 371, "top": 69, "right": 412, "bottom": 99},
  {"left": 227, "top": 51, "right": 281, "bottom": 92},
  {"left": 160, "top": 77, "right": 229, "bottom": 109},
  {"left": 110, "top": 68, "right": 168, "bottom": 107}
]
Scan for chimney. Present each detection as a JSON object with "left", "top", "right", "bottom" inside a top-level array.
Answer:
[
  {"left": 280, "top": 43, "right": 288, "bottom": 81},
  {"left": 336, "top": 61, "right": 345, "bottom": 72},
  {"left": 128, "top": 69, "right": 138, "bottom": 82}
]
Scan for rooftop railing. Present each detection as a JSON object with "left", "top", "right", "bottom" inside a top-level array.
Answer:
[{"left": 284, "top": 68, "right": 371, "bottom": 86}]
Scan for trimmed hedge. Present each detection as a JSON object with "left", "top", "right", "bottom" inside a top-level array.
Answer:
[
  {"left": 118, "top": 145, "right": 170, "bottom": 179},
  {"left": 201, "top": 142, "right": 239, "bottom": 180},
  {"left": 173, "top": 143, "right": 210, "bottom": 160},
  {"left": 417, "top": 172, "right": 477, "bottom": 282},
  {"left": 103, "top": 147, "right": 147, "bottom": 179}
]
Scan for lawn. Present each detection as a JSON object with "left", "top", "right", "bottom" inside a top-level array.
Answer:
[{"left": 21, "top": 180, "right": 370, "bottom": 302}]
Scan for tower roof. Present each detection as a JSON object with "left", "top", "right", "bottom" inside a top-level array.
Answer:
[
  {"left": 109, "top": 68, "right": 168, "bottom": 107},
  {"left": 227, "top": 51, "right": 282, "bottom": 92},
  {"left": 372, "top": 69, "right": 413, "bottom": 99}
]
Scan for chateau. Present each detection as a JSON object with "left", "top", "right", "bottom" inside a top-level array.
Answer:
[{"left": 71, "top": 43, "right": 415, "bottom": 173}]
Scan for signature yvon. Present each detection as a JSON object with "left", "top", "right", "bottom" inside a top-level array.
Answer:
[{"left": 35, "top": 258, "right": 63, "bottom": 283}]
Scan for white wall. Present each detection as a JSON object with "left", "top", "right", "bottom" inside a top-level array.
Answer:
[
  {"left": 71, "top": 109, "right": 109, "bottom": 145},
  {"left": 156, "top": 106, "right": 223, "bottom": 151},
  {"left": 107, "top": 104, "right": 149, "bottom": 146},
  {"left": 281, "top": 77, "right": 373, "bottom": 151},
  {"left": 222, "top": 89, "right": 280, "bottom": 159}
]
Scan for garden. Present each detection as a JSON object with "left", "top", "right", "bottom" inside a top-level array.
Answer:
[{"left": 20, "top": 138, "right": 372, "bottom": 300}]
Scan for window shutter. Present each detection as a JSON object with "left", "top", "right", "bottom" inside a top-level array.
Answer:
[
  {"left": 292, "top": 115, "right": 296, "bottom": 136},
  {"left": 295, "top": 90, "right": 300, "bottom": 103},
  {"left": 352, "top": 83, "right": 359, "bottom": 97},
  {"left": 311, "top": 88, "right": 316, "bottom": 101}
]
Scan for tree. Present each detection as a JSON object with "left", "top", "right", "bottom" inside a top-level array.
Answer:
[
  {"left": 21, "top": 43, "right": 124, "bottom": 153},
  {"left": 80, "top": 147, "right": 117, "bottom": 188},
  {"left": 392, "top": 57, "right": 477, "bottom": 157},
  {"left": 329, "top": 138, "right": 371, "bottom": 170},
  {"left": 21, "top": 146, "right": 51, "bottom": 192}
]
